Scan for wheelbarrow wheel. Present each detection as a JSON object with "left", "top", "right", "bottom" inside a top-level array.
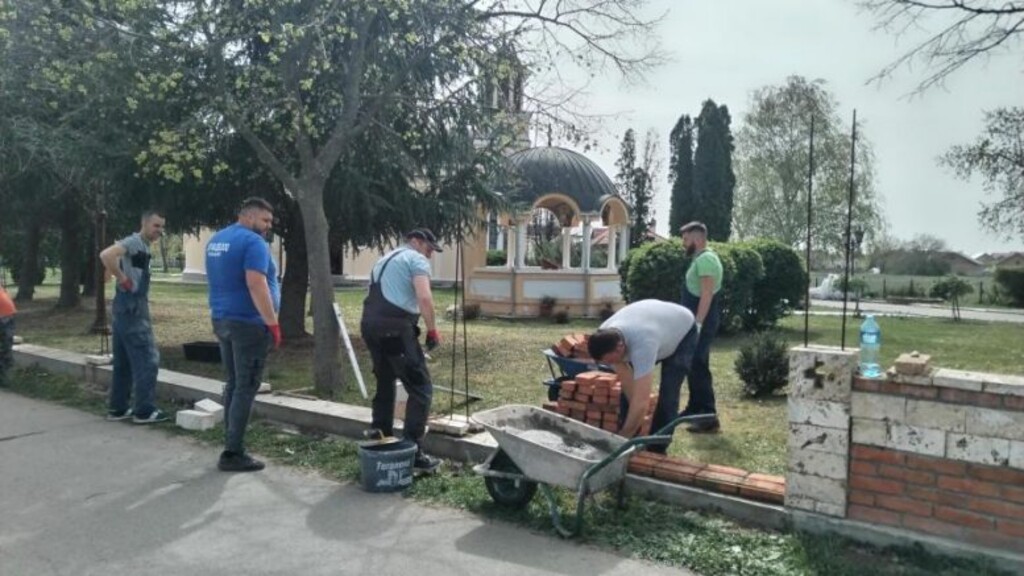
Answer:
[{"left": 485, "top": 476, "right": 538, "bottom": 508}]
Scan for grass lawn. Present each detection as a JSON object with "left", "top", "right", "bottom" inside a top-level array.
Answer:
[{"left": 11, "top": 279, "right": 1024, "bottom": 476}]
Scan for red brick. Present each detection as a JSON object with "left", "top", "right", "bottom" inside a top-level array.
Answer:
[
  {"left": 627, "top": 459, "right": 655, "bottom": 476},
  {"left": 602, "top": 422, "right": 618, "bottom": 433},
  {"left": 899, "top": 383, "right": 938, "bottom": 399},
  {"left": 570, "top": 409, "right": 586, "bottom": 421},
  {"left": 586, "top": 410, "right": 602, "bottom": 421},
  {"left": 575, "top": 371, "right": 604, "bottom": 384},
  {"left": 563, "top": 400, "right": 586, "bottom": 411},
  {"left": 851, "top": 460, "right": 878, "bottom": 476},
  {"left": 967, "top": 497, "right": 1024, "bottom": 520},
  {"left": 849, "top": 504, "right": 901, "bottom": 526},
  {"left": 878, "top": 464, "right": 935, "bottom": 486},
  {"left": 574, "top": 391, "right": 592, "bottom": 402},
  {"left": 747, "top": 473, "right": 785, "bottom": 485},
  {"left": 968, "top": 464, "right": 1024, "bottom": 485},
  {"left": 903, "top": 515, "right": 963, "bottom": 539},
  {"left": 875, "top": 494, "right": 933, "bottom": 517},
  {"left": 934, "top": 506, "right": 995, "bottom": 531},
  {"left": 739, "top": 484, "right": 785, "bottom": 504},
  {"left": 703, "top": 464, "right": 750, "bottom": 479},
  {"left": 905, "top": 454, "right": 967, "bottom": 476},
  {"left": 906, "top": 486, "right": 965, "bottom": 508},
  {"left": 591, "top": 395, "right": 609, "bottom": 406},
  {"left": 938, "top": 388, "right": 1003, "bottom": 408},
  {"left": 555, "top": 404, "right": 571, "bottom": 416},
  {"left": 1003, "top": 396, "right": 1024, "bottom": 411},
  {"left": 849, "top": 491, "right": 876, "bottom": 506},
  {"left": 850, "top": 474, "right": 905, "bottom": 495},
  {"left": 653, "top": 461, "right": 703, "bottom": 485},
  {"left": 542, "top": 401, "right": 559, "bottom": 412},
  {"left": 560, "top": 381, "right": 577, "bottom": 393},
  {"left": 631, "top": 451, "right": 668, "bottom": 465},
  {"left": 853, "top": 377, "right": 883, "bottom": 392},
  {"left": 1000, "top": 485, "right": 1024, "bottom": 504},
  {"left": 996, "top": 518, "right": 1024, "bottom": 538},
  {"left": 694, "top": 469, "right": 745, "bottom": 494},
  {"left": 852, "top": 444, "right": 906, "bottom": 465},
  {"left": 936, "top": 475, "right": 1001, "bottom": 498}
]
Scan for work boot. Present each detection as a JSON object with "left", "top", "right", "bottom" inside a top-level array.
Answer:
[
  {"left": 686, "top": 417, "right": 721, "bottom": 434},
  {"left": 413, "top": 450, "right": 441, "bottom": 475},
  {"left": 218, "top": 451, "right": 265, "bottom": 472}
]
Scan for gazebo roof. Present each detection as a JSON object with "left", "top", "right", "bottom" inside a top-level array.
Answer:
[{"left": 505, "top": 146, "right": 619, "bottom": 214}]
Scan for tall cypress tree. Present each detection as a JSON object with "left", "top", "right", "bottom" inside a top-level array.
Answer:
[
  {"left": 668, "top": 114, "right": 695, "bottom": 235},
  {"left": 693, "top": 99, "right": 736, "bottom": 241},
  {"left": 614, "top": 128, "right": 637, "bottom": 202}
]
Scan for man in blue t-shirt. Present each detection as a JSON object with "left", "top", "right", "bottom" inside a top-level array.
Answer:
[
  {"left": 360, "top": 228, "right": 444, "bottom": 474},
  {"left": 206, "top": 197, "right": 278, "bottom": 473}
]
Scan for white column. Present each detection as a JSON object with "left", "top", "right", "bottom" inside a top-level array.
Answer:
[
  {"left": 561, "top": 227, "right": 572, "bottom": 269},
  {"left": 618, "top": 225, "right": 630, "bottom": 265},
  {"left": 606, "top": 226, "right": 618, "bottom": 270},
  {"left": 496, "top": 225, "right": 505, "bottom": 251},
  {"left": 581, "top": 216, "right": 592, "bottom": 272},
  {"left": 515, "top": 220, "right": 527, "bottom": 269},
  {"left": 505, "top": 224, "right": 515, "bottom": 268}
]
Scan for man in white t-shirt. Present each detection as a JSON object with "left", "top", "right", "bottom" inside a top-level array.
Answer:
[{"left": 587, "top": 299, "right": 698, "bottom": 453}]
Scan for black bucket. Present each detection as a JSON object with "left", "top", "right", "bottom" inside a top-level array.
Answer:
[{"left": 358, "top": 439, "right": 417, "bottom": 493}]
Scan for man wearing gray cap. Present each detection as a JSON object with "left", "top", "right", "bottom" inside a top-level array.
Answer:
[{"left": 360, "top": 228, "right": 444, "bottom": 473}]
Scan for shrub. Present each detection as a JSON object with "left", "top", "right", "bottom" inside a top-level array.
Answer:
[
  {"left": 713, "top": 242, "right": 764, "bottom": 334},
  {"left": 598, "top": 300, "right": 616, "bottom": 321},
  {"left": 744, "top": 239, "right": 806, "bottom": 330},
  {"left": 463, "top": 303, "right": 481, "bottom": 321},
  {"left": 553, "top": 309, "right": 570, "bottom": 324},
  {"left": 539, "top": 295, "right": 557, "bottom": 318},
  {"left": 486, "top": 250, "right": 507, "bottom": 266},
  {"left": 734, "top": 331, "right": 790, "bottom": 398},
  {"left": 995, "top": 267, "right": 1024, "bottom": 307},
  {"left": 930, "top": 274, "right": 974, "bottom": 321},
  {"left": 619, "top": 238, "right": 688, "bottom": 304}
]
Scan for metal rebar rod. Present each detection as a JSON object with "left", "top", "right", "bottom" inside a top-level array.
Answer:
[
  {"left": 804, "top": 114, "right": 815, "bottom": 347},
  {"left": 840, "top": 110, "right": 858, "bottom": 350}
]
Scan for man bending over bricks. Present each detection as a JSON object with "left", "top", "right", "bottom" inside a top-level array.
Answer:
[{"left": 587, "top": 299, "right": 698, "bottom": 453}]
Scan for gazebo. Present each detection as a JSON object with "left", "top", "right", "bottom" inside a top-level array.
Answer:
[{"left": 464, "top": 146, "right": 631, "bottom": 318}]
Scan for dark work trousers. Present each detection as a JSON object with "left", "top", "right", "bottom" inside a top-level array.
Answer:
[
  {"left": 361, "top": 322, "right": 433, "bottom": 444},
  {"left": 213, "top": 319, "right": 272, "bottom": 455},
  {"left": 680, "top": 288, "right": 721, "bottom": 417},
  {"left": 617, "top": 326, "right": 698, "bottom": 454}
]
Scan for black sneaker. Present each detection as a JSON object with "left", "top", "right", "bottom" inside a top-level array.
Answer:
[
  {"left": 686, "top": 417, "right": 721, "bottom": 434},
  {"left": 363, "top": 428, "right": 386, "bottom": 441},
  {"left": 106, "top": 408, "right": 133, "bottom": 422},
  {"left": 413, "top": 450, "right": 441, "bottom": 475},
  {"left": 132, "top": 409, "right": 169, "bottom": 424},
  {"left": 218, "top": 451, "right": 265, "bottom": 472}
]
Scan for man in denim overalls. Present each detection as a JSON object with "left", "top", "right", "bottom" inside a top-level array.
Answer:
[
  {"left": 360, "top": 229, "right": 444, "bottom": 474},
  {"left": 679, "top": 221, "right": 722, "bottom": 433},
  {"left": 100, "top": 210, "right": 167, "bottom": 423}
]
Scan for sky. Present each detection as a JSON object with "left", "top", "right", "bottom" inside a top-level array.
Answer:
[{"left": 539, "top": 0, "right": 1024, "bottom": 256}]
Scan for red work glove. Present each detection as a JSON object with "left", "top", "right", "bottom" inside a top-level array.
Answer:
[
  {"left": 118, "top": 277, "right": 134, "bottom": 292},
  {"left": 267, "top": 324, "right": 282, "bottom": 350},
  {"left": 425, "top": 329, "right": 441, "bottom": 351}
]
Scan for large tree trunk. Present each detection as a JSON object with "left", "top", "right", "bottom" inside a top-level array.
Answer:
[
  {"left": 279, "top": 205, "right": 310, "bottom": 341},
  {"left": 296, "top": 185, "right": 343, "bottom": 397},
  {"left": 15, "top": 219, "right": 42, "bottom": 303},
  {"left": 57, "top": 197, "right": 83, "bottom": 309}
]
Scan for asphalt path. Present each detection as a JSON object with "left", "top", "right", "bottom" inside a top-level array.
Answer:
[{"left": 0, "top": 391, "right": 693, "bottom": 576}]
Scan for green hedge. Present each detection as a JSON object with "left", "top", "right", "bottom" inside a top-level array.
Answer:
[
  {"left": 621, "top": 238, "right": 808, "bottom": 333},
  {"left": 995, "top": 267, "right": 1024, "bottom": 307}
]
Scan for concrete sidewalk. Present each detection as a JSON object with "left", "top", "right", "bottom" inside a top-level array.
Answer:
[{"left": 0, "top": 391, "right": 693, "bottom": 576}]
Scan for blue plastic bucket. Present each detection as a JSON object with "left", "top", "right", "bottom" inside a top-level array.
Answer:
[{"left": 358, "top": 439, "right": 417, "bottom": 493}]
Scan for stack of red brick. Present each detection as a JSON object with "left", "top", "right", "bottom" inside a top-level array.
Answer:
[
  {"left": 628, "top": 452, "right": 786, "bottom": 505},
  {"left": 552, "top": 333, "right": 591, "bottom": 360},
  {"left": 543, "top": 371, "right": 656, "bottom": 434}
]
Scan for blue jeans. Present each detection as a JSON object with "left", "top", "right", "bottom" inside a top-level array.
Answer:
[
  {"left": 213, "top": 319, "right": 271, "bottom": 454},
  {"left": 618, "top": 326, "right": 698, "bottom": 454},
  {"left": 681, "top": 289, "right": 720, "bottom": 417},
  {"left": 108, "top": 313, "right": 160, "bottom": 417},
  {"left": 0, "top": 316, "right": 14, "bottom": 386}
]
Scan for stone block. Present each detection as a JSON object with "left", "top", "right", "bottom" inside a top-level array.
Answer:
[
  {"left": 789, "top": 346, "right": 858, "bottom": 403},
  {"left": 946, "top": 433, "right": 1011, "bottom": 467},
  {"left": 789, "top": 450, "right": 848, "bottom": 481},
  {"left": 786, "top": 472, "right": 847, "bottom": 507},
  {"left": 788, "top": 399, "right": 850, "bottom": 430},
  {"left": 851, "top": 392, "right": 906, "bottom": 422},
  {"left": 815, "top": 501, "right": 847, "bottom": 518},
  {"left": 933, "top": 368, "right": 985, "bottom": 392},
  {"left": 965, "top": 408, "right": 1024, "bottom": 442},
  {"left": 1009, "top": 441, "right": 1024, "bottom": 469},
  {"left": 258, "top": 382, "right": 272, "bottom": 394},
  {"left": 12, "top": 335, "right": 23, "bottom": 345},
  {"left": 785, "top": 494, "right": 818, "bottom": 513},
  {"left": 788, "top": 423, "right": 849, "bottom": 455},
  {"left": 852, "top": 418, "right": 889, "bottom": 447},
  {"left": 982, "top": 373, "right": 1024, "bottom": 398},
  {"left": 194, "top": 398, "right": 224, "bottom": 423},
  {"left": 906, "top": 399, "right": 966, "bottom": 433},
  {"left": 176, "top": 409, "right": 217, "bottom": 431},
  {"left": 887, "top": 423, "right": 946, "bottom": 457},
  {"left": 894, "top": 351, "right": 931, "bottom": 376}
]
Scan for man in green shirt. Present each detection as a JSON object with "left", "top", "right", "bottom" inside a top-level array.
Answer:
[{"left": 679, "top": 221, "right": 722, "bottom": 433}]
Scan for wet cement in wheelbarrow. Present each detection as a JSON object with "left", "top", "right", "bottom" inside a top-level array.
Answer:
[{"left": 514, "top": 429, "right": 609, "bottom": 461}]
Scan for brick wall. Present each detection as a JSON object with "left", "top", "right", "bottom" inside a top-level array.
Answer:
[{"left": 849, "top": 370, "right": 1024, "bottom": 553}]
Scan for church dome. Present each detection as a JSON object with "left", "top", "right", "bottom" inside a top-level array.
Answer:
[{"left": 505, "top": 146, "right": 619, "bottom": 214}]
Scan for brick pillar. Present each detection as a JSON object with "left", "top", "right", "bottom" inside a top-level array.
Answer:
[{"left": 786, "top": 345, "right": 858, "bottom": 518}]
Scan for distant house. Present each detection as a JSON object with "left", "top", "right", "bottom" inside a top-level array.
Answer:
[
  {"left": 933, "top": 251, "right": 987, "bottom": 276},
  {"left": 996, "top": 252, "right": 1024, "bottom": 269}
]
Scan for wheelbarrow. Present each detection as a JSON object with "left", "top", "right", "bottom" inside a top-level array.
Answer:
[{"left": 472, "top": 404, "right": 715, "bottom": 538}]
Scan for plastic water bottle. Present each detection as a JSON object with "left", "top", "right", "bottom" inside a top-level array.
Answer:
[{"left": 859, "top": 315, "right": 882, "bottom": 378}]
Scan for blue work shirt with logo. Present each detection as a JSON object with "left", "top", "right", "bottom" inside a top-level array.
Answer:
[{"left": 205, "top": 223, "right": 272, "bottom": 324}]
